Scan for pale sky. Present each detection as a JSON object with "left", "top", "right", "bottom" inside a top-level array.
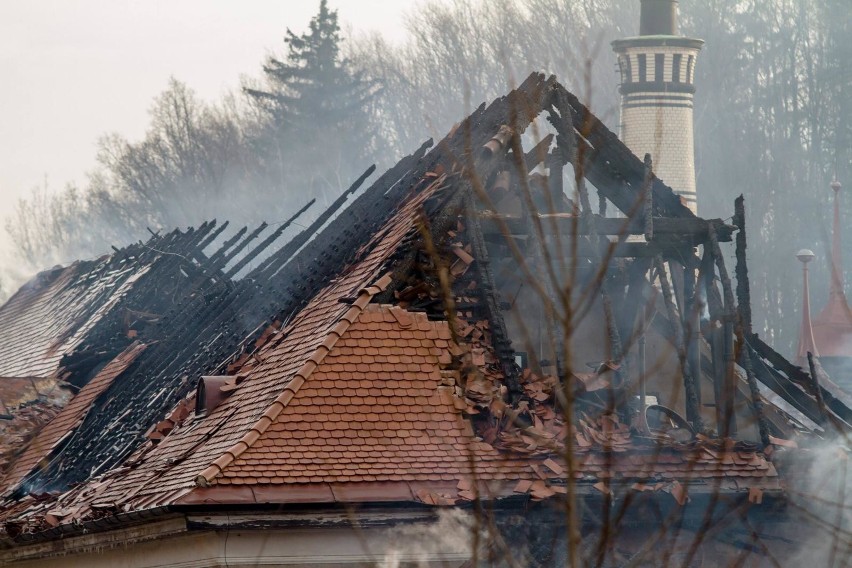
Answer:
[{"left": 0, "top": 1, "right": 423, "bottom": 210}]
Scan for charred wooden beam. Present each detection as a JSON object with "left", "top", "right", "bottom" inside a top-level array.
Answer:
[
  {"left": 250, "top": 164, "right": 377, "bottom": 279},
  {"left": 733, "top": 195, "right": 753, "bottom": 335},
  {"left": 207, "top": 226, "right": 247, "bottom": 266},
  {"left": 478, "top": 214, "right": 734, "bottom": 241},
  {"left": 806, "top": 352, "right": 829, "bottom": 425},
  {"left": 574, "top": 239, "right": 694, "bottom": 259},
  {"left": 747, "top": 333, "right": 852, "bottom": 429},
  {"left": 197, "top": 220, "right": 229, "bottom": 252},
  {"left": 739, "top": 343, "right": 772, "bottom": 446},
  {"left": 654, "top": 256, "right": 702, "bottom": 430},
  {"left": 225, "top": 199, "right": 314, "bottom": 278},
  {"left": 747, "top": 346, "right": 833, "bottom": 428},
  {"left": 708, "top": 223, "right": 737, "bottom": 437},
  {"left": 183, "top": 220, "right": 219, "bottom": 254},
  {"left": 215, "top": 222, "right": 268, "bottom": 273},
  {"left": 522, "top": 133, "right": 554, "bottom": 171},
  {"left": 684, "top": 255, "right": 702, "bottom": 413},
  {"left": 549, "top": 84, "right": 694, "bottom": 220}
]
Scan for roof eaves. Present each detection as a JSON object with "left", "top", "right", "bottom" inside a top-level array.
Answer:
[{"left": 193, "top": 272, "right": 393, "bottom": 487}]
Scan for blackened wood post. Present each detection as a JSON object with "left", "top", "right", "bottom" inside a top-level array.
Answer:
[
  {"left": 733, "top": 195, "right": 753, "bottom": 335},
  {"left": 547, "top": 152, "right": 565, "bottom": 213},
  {"left": 643, "top": 154, "right": 654, "bottom": 241},
  {"left": 654, "top": 255, "right": 702, "bottom": 430},
  {"left": 807, "top": 352, "right": 828, "bottom": 425},
  {"left": 730, "top": 196, "right": 773, "bottom": 444},
  {"left": 702, "top": 242, "right": 726, "bottom": 429},
  {"left": 708, "top": 223, "right": 737, "bottom": 437},
  {"left": 740, "top": 344, "right": 772, "bottom": 446},
  {"left": 685, "top": 255, "right": 702, "bottom": 412},
  {"left": 639, "top": 333, "right": 647, "bottom": 404}
]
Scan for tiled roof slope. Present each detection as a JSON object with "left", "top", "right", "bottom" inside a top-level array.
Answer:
[
  {"left": 1, "top": 342, "right": 147, "bottom": 495},
  {"left": 40, "top": 175, "right": 452, "bottom": 515},
  {"left": 212, "top": 304, "right": 517, "bottom": 486},
  {"left": 0, "top": 261, "right": 149, "bottom": 379}
]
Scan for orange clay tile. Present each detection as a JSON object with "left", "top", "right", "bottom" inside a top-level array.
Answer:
[
  {"left": 1, "top": 342, "right": 147, "bottom": 494},
  {"left": 212, "top": 305, "right": 526, "bottom": 487}
]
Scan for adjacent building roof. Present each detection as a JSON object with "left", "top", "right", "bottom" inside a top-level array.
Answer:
[{"left": 812, "top": 181, "right": 852, "bottom": 359}]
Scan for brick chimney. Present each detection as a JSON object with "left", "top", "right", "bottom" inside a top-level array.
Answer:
[{"left": 612, "top": 0, "right": 704, "bottom": 213}]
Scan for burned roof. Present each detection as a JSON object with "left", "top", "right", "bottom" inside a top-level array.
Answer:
[
  {"left": 0, "top": 73, "right": 845, "bottom": 545},
  {"left": 0, "top": 258, "right": 149, "bottom": 381}
]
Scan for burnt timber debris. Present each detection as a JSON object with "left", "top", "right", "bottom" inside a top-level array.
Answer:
[{"left": 0, "top": 73, "right": 847, "bottom": 565}]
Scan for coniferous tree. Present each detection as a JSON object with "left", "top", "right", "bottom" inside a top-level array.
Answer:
[{"left": 245, "top": 0, "right": 381, "bottom": 202}]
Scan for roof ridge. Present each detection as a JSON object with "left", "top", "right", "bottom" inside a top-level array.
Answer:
[{"left": 193, "top": 272, "right": 393, "bottom": 487}]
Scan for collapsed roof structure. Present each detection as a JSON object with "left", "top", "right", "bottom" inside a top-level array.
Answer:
[{"left": 0, "top": 74, "right": 849, "bottom": 567}]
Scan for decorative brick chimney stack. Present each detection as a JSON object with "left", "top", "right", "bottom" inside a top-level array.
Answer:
[{"left": 612, "top": 0, "right": 703, "bottom": 213}]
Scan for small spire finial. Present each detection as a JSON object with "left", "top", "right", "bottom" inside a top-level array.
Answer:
[{"left": 797, "top": 249, "right": 815, "bottom": 264}]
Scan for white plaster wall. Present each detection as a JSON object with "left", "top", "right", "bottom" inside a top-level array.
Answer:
[{"left": 2, "top": 522, "right": 472, "bottom": 568}]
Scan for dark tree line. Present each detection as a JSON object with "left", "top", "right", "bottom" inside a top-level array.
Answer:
[{"left": 5, "top": 0, "right": 851, "bottom": 355}]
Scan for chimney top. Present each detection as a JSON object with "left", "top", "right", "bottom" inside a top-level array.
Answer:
[{"left": 640, "top": 0, "right": 679, "bottom": 36}]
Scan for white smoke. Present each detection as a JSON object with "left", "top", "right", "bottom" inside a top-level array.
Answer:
[
  {"left": 380, "top": 509, "right": 481, "bottom": 568},
  {"left": 784, "top": 440, "right": 851, "bottom": 567}
]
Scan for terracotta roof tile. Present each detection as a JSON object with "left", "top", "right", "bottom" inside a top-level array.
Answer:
[
  {"left": 0, "top": 262, "right": 150, "bottom": 381},
  {"left": 1, "top": 342, "right": 147, "bottom": 494},
  {"left": 202, "top": 306, "right": 524, "bottom": 487}
]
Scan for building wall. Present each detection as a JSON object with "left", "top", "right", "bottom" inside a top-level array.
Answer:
[{"left": 1, "top": 517, "right": 472, "bottom": 568}]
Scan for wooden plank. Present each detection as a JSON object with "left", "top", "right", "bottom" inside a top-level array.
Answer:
[
  {"left": 748, "top": 333, "right": 852, "bottom": 429},
  {"left": 478, "top": 214, "right": 735, "bottom": 242}
]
